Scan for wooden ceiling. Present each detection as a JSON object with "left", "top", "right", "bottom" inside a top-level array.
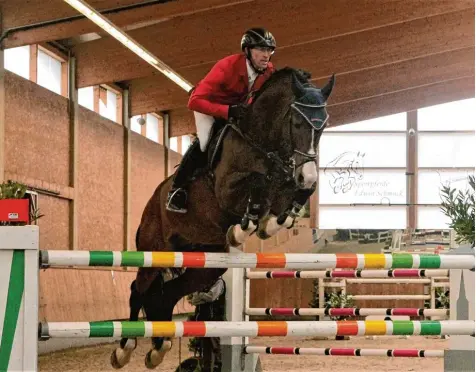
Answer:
[{"left": 2, "top": 0, "right": 475, "bottom": 136}]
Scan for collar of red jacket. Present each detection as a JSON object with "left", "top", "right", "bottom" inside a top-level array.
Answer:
[{"left": 236, "top": 53, "right": 273, "bottom": 77}]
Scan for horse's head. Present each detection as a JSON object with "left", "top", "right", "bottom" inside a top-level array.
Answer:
[{"left": 244, "top": 68, "right": 335, "bottom": 189}]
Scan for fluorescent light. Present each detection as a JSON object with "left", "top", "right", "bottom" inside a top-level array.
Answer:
[{"left": 64, "top": 0, "right": 194, "bottom": 92}]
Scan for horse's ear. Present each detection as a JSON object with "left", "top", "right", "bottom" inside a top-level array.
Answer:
[
  {"left": 321, "top": 74, "right": 336, "bottom": 101},
  {"left": 291, "top": 72, "right": 306, "bottom": 98}
]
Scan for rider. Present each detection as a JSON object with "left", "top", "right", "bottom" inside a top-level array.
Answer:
[{"left": 166, "top": 27, "right": 277, "bottom": 213}]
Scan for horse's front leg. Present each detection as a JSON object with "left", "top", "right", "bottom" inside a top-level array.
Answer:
[
  {"left": 139, "top": 273, "right": 174, "bottom": 370},
  {"left": 110, "top": 280, "right": 142, "bottom": 369},
  {"left": 226, "top": 172, "right": 270, "bottom": 248},
  {"left": 257, "top": 184, "right": 316, "bottom": 240}
]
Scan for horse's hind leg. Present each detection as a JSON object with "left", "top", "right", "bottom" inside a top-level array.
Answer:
[
  {"left": 257, "top": 184, "right": 316, "bottom": 239},
  {"left": 143, "top": 266, "right": 227, "bottom": 369},
  {"left": 110, "top": 280, "right": 142, "bottom": 369}
]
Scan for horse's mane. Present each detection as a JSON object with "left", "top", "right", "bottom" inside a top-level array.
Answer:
[{"left": 251, "top": 67, "right": 312, "bottom": 102}]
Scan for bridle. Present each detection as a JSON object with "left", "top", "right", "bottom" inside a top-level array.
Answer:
[
  {"left": 289, "top": 100, "right": 329, "bottom": 165},
  {"left": 214, "top": 97, "right": 329, "bottom": 184}
]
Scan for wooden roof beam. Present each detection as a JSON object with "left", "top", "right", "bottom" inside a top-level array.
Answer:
[{"left": 72, "top": 0, "right": 473, "bottom": 87}]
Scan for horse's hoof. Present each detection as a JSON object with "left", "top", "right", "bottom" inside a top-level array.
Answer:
[
  {"left": 110, "top": 348, "right": 131, "bottom": 369},
  {"left": 256, "top": 215, "right": 276, "bottom": 240},
  {"left": 256, "top": 226, "right": 271, "bottom": 240},
  {"left": 145, "top": 341, "right": 172, "bottom": 369},
  {"left": 226, "top": 225, "right": 241, "bottom": 248},
  {"left": 256, "top": 215, "right": 277, "bottom": 240}
]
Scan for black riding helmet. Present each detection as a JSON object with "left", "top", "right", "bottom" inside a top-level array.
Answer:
[
  {"left": 241, "top": 27, "right": 276, "bottom": 51},
  {"left": 241, "top": 27, "right": 276, "bottom": 72}
]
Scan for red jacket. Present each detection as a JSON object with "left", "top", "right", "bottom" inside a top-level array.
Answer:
[{"left": 188, "top": 54, "right": 275, "bottom": 119}]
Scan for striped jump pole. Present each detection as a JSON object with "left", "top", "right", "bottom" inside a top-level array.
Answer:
[
  {"left": 243, "top": 346, "right": 444, "bottom": 358},
  {"left": 246, "top": 308, "right": 450, "bottom": 317},
  {"left": 38, "top": 320, "right": 475, "bottom": 339},
  {"left": 40, "top": 251, "right": 475, "bottom": 270},
  {"left": 246, "top": 269, "right": 450, "bottom": 279}
]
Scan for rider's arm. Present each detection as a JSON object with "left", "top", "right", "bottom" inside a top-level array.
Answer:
[{"left": 188, "top": 60, "right": 231, "bottom": 120}]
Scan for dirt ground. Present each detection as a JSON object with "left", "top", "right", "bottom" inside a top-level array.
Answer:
[{"left": 38, "top": 335, "right": 448, "bottom": 372}]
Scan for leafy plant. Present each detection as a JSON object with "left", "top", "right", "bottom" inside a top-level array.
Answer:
[
  {"left": 0, "top": 180, "right": 44, "bottom": 225},
  {"left": 435, "top": 288, "right": 450, "bottom": 309},
  {"left": 30, "top": 205, "right": 45, "bottom": 224},
  {"left": 325, "top": 291, "right": 355, "bottom": 320},
  {"left": 309, "top": 282, "right": 355, "bottom": 321},
  {"left": 0, "top": 180, "right": 27, "bottom": 199},
  {"left": 424, "top": 287, "right": 450, "bottom": 310},
  {"left": 440, "top": 175, "right": 475, "bottom": 246}
]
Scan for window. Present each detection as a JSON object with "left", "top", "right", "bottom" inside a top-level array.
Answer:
[
  {"left": 130, "top": 115, "right": 143, "bottom": 134},
  {"left": 181, "top": 135, "right": 192, "bottom": 155},
  {"left": 418, "top": 98, "right": 475, "bottom": 131},
  {"left": 99, "top": 88, "right": 118, "bottom": 122},
  {"left": 78, "top": 87, "right": 95, "bottom": 111},
  {"left": 169, "top": 137, "right": 178, "bottom": 152},
  {"left": 418, "top": 133, "right": 474, "bottom": 168},
  {"left": 325, "top": 112, "right": 406, "bottom": 132},
  {"left": 319, "top": 206, "right": 406, "bottom": 229},
  {"left": 319, "top": 133, "right": 406, "bottom": 168},
  {"left": 4, "top": 46, "right": 30, "bottom": 79},
  {"left": 319, "top": 169, "right": 406, "bottom": 205},
  {"left": 318, "top": 112, "right": 408, "bottom": 229},
  {"left": 416, "top": 98, "right": 475, "bottom": 228},
  {"left": 417, "top": 207, "right": 452, "bottom": 229},
  {"left": 146, "top": 114, "right": 159, "bottom": 143},
  {"left": 37, "top": 49, "right": 62, "bottom": 94},
  {"left": 418, "top": 169, "right": 474, "bottom": 204}
]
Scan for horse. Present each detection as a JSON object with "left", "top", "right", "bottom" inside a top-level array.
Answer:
[{"left": 110, "top": 67, "right": 335, "bottom": 369}]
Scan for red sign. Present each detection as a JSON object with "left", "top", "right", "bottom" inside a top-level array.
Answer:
[{"left": 0, "top": 199, "right": 30, "bottom": 223}]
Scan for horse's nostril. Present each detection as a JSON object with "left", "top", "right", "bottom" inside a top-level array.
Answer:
[{"left": 298, "top": 174, "right": 304, "bottom": 183}]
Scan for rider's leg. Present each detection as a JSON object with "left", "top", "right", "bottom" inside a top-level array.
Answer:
[
  {"left": 166, "top": 112, "right": 215, "bottom": 213},
  {"left": 165, "top": 139, "right": 204, "bottom": 213},
  {"left": 194, "top": 111, "right": 215, "bottom": 151}
]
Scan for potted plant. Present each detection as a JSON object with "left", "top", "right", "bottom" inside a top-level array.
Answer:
[
  {"left": 0, "top": 180, "right": 44, "bottom": 226},
  {"left": 440, "top": 175, "right": 475, "bottom": 247}
]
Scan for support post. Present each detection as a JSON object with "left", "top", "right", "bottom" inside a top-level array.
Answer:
[
  {"left": 444, "top": 244, "right": 475, "bottom": 371},
  {"left": 406, "top": 110, "right": 417, "bottom": 228},
  {"left": 221, "top": 248, "right": 260, "bottom": 371},
  {"left": 0, "top": 27, "right": 5, "bottom": 183},
  {"left": 161, "top": 112, "right": 170, "bottom": 178},
  {"left": 122, "top": 89, "right": 131, "bottom": 252},
  {"left": 318, "top": 278, "right": 325, "bottom": 321},
  {"left": 0, "top": 226, "right": 39, "bottom": 372},
  {"left": 68, "top": 56, "right": 79, "bottom": 250}
]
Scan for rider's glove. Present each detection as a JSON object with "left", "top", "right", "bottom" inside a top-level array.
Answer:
[{"left": 228, "top": 104, "right": 247, "bottom": 120}]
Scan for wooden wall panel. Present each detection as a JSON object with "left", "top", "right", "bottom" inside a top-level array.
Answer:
[
  {"left": 4, "top": 72, "right": 70, "bottom": 187},
  {"left": 78, "top": 108, "right": 124, "bottom": 251},
  {"left": 130, "top": 133, "right": 166, "bottom": 250}
]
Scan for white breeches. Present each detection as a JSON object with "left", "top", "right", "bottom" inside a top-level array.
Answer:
[{"left": 194, "top": 111, "right": 215, "bottom": 152}]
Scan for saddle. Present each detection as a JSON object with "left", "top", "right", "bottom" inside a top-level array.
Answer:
[{"left": 206, "top": 118, "right": 229, "bottom": 171}]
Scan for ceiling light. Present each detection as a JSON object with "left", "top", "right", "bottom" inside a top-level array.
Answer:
[{"left": 64, "top": 0, "right": 194, "bottom": 92}]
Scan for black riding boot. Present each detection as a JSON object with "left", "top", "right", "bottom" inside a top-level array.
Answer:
[{"left": 166, "top": 139, "right": 204, "bottom": 213}]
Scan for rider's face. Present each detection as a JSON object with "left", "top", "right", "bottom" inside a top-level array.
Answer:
[{"left": 249, "top": 46, "right": 274, "bottom": 70}]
